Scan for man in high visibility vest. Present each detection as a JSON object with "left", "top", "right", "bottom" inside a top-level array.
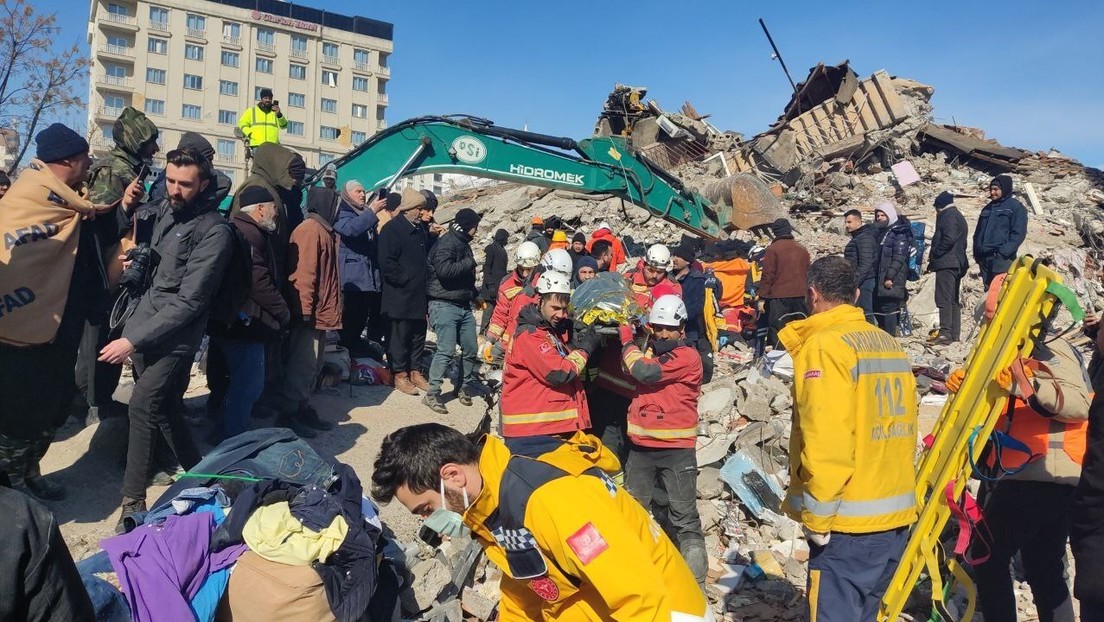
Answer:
[
  {"left": 237, "top": 88, "right": 288, "bottom": 148},
  {"left": 780, "top": 255, "right": 917, "bottom": 622}
]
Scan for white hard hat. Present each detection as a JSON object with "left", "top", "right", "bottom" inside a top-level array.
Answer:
[
  {"left": 541, "top": 248, "right": 573, "bottom": 274},
  {"left": 516, "top": 241, "right": 542, "bottom": 268},
  {"left": 645, "top": 244, "right": 672, "bottom": 269},
  {"left": 650, "top": 294, "right": 688, "bottom": 327},
  {"left": 536, "top": 270, "right": 572, "bottom": 295}
]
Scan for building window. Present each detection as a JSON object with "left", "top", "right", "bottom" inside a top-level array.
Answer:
[
  {"left": 288, "top": 93, "right": 305, "bottom": 108},
  {"left": 148, "top": 37, "right": 167, "bottom": 54},
  {"left": 320, "top": 98, "right": 337, "bottom": 114},
  {"left": 219, "top": 80, "right": 238, "bottom": 96},
  {"left": 290, "top": 34, "right": 307, "bottom": 58},
  {"left": 218, "top": 109, "right": 236, "bottom": 125},
  {"left": 182, "top": 104, "right": 202, "bottom": 120},
  {"left": 185, "top": 14, "right": 205, "bottom": 32},
  {"left": 256, "top": 28, "right": 274, "bottom": 45},
  {"left": 378, "top": 79, "right": 387, "bottom": 95},
  {"left": 319, "top": 126, "right": 339, "bottom": 141},
  {"left": 351, "top": 131, "right": 366, "bottom": 144},
  {"left": 221, "top": 50, "right": 239, "bottom": 67},
  {"left": 144, "top": 99, "right": 165, "bottom": 116},
  {"left": 101, "top": 125, "right": 114, "bottom": 141},
  {"left": 107, "top": 3, "right": 128, "bottom": 16},
  {"left": 254, "top": 86, "right": 270, "bottom": 100},
  {"left": 149, "top": 6, "right": 168, "bottom": 23},
  {"left": 183, "top": 74, "right": 203, "bottom": 90},
  {"left": 256, "top": 58, "right": 273, "bottom": 74},
  {"left": 223, "top": 22, "right": 240, "bottom": 40},
  {"left": 145, "top": 67, "right": 166, "bottom": 85},
  {"left": 289, "top": 64, "right": 306, "bottom": 80},
  {"left": 106, "top": 34, "right": 130, "bottom": 49},
  {"left": 287, "top": 121, "right": 304, "bottom": 136},
  {"left": 184, "top": 44, "right": 204, "bottom": 61},
  {"left": 321, "top": 70, "right": 337, "bottom": 87},
  {"left": 321, "top": 42, "right": 339, "bottom": 63},
  {"left": 351, "top": 103, "right": 368, "bottom": 119},
  {"left": 352, "top": 76, "right": 368, "bottom": 92},
  {"left": 105, "top": 63, "right": 127, "bottom": 78},
  {"left": 319, "top": 153, "right": 335, "bottom": 166},
  {"left": 353, "top": 48, "right": 370, "bottom": 68},
  {"left": 216, "top": 139, "right": 235, "bottom": 159}
]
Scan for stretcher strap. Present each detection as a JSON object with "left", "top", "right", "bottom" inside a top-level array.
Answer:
[
  {"left": 967, "top": 426, "right": 1040, "bottom": 482},
  {"left": 943, "top": 480, "right": 992, "bottom": 566}
]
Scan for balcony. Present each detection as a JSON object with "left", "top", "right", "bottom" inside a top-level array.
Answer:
[
  {"left": 100, "top": 75, "right": 134, "bottom": 90},
  {"left": 290, "top": 48, "right": 308, "bottom": 60},
  {"left": 147, "top": 19, "right": 169, "bottom": 33},
  {"left": 98, "top": 44, "right": 134, "bottom": 58},
  {"left": 353, "top": 61, "right": 370, "bottom": 73},
  {"left": 222, "top": 34, "right": 241, "bottom": 47},
  {"left": 98, "top": 12, "right": 138, "bottom": 31},
  {"left": 214, "top": 153, "right": 235, "bottom": 163},
  {"left": 98, "top": 105, "right": 125, "bottom": 119},
  {"left": 256, "top": 42, "right": 276, "bottom": 55},
  {"left": 378, "top": 94, "right": 388, "bottom": 106},
  {"left": 321, "top": 55, "right": 340, "bottom": 67},
  {"left": 185, "top": 27, "right": 206, "bottom": 41},
  {"left": 377, "top": 65, "right": 390, "bottom": 78}
]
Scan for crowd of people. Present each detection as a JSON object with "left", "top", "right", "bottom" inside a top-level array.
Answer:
[{"left": 2, "top": 99, "right": 1101, "bottom": 622}]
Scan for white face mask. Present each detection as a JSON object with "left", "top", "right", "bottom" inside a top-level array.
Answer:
[{"left": 422, "top": 479, "right": 470, "bottom": 539}]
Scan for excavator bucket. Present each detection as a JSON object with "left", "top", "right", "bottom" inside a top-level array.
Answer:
[{"left": 700, "top": 173, "right": 787, "bottom": 233}]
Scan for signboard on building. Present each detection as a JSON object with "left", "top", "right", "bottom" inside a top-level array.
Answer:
[{"left": 251, "top": 10, "right": 319, "bottom": 32}]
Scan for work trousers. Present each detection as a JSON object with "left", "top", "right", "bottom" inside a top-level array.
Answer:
[
  {"left": 695, "top": 337, "right": 714, "bottom": 385},
  {"left": 121, "top": 353, "right": 201, "bottom": 501},
  {"left": 427, "top": 300, "right": 478, "bottom": 396},
  {"left": 214, "top": 338, "right": 266, "bottom": 442},
  {"left": 585, "top": 386, "right": 630, "bottom": 465},
  {"left": 876, "top": 296, "right": 903, "bottom": 337},
  {"left": 807, "top": 527, "right": 908, "bottom": 622},
  {"left": 934, "top": 269, "right": 963, "bottom": 341},
  {"left": 766, "top": 297, "right": 808, "bottom": 350},
  {"left": 75, "top": 319, "right": 122, "bottom": 411},
  {"left": 974, "top": 480, "right": 1076, "bottom": 622},
  {"left": 279, "top": 325, "right": 324, "bottom": 413},
  {"left": 388, "top": 318, "right": 427, "bottom": 374},
  {"left": 624, "top": 446, "right": 707, "bottom": 584},
  {"left": 857, "top": 279, "right": 876, "bottom": 324},
  {"left": 340, "top": 290, "right": 375, "bottom": 353},
  {"left": 479, "top": 301, "right": 496, "bottom": 336}
]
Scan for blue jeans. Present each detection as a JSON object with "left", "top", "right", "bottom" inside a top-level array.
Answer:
[
  {"left": 807, "top": 527, "right": 908, "bottom": 621},
  {"left": 427, "top": 300, "right": 478, "bottom": 396},
  {"left": 217, "top": 339, "right": 265, "bottom": 441}
]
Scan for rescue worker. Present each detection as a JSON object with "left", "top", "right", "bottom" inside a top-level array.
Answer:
[
  {"left": 549, "top": 229, "right": 569, "bottom": 251},
  {"left": 526, "top": 216, "right": 549, "bottom": 254},
  {"left": 482, "top": 241, "right": 542, "bottom": 361},
  {"left": 500, "top": 271, "right": 602, "bottom": 449},
  {"left": 944, "top": 331, "right": 1089, "bottom": 622},
  {"left": 587, "top": 221, "right": 626, "bottom": 272},
  {"left": 779, "top": 255, "right": 917, "bottom": 622},
  {"left": 619, "top": 295, "right": 708, "bottom": 586},
  {"left": 370, "top": 423, "right": 710, "bottom": 621},
  {"left": 625, "top": 244, "right": 683, "bottom": 309},
  {"left": 237, "top": 88, "right": 287, "bottom": 148}
]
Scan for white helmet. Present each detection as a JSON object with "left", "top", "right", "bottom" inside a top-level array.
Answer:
[
  {"left": 650, "top": 295, "right": 688, "bottom": 327},
  {"left": 516, "top": 241, "right": 542, "bottom": 269},
  {"left": 536, "top": 270, "right": 572, "bottom": 295},
  {"left": 645, "top": 244, "right": 672, "bottom": 270},
  {"left": 541, "top": 248, "right": 573, "bottom": 274}
]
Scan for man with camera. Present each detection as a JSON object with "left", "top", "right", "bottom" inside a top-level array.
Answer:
[
  {"left": 237, "top": 88, "right": 287, "bottom": 150},
  {"left": 99, "top": 148, "right": 233, "bottom": 528}
]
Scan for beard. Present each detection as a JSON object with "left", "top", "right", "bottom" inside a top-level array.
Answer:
[
  {"left": 260, "top": 214, "right": 277, "bottom": 232},
  {"left": 443, "top": 486, "right": 468, "bottom": 513},
  {"left": 168, "top": 195, "right": 188, "bottom": 212}
]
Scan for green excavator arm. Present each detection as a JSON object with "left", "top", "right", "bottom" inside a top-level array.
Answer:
[{"left": 321, "top": 115, "right": 762, "bottom": 239}]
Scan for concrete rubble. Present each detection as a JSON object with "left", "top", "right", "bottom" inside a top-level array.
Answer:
[{"left": 407, "top": 60, "right": 1103, "bottom": 621}]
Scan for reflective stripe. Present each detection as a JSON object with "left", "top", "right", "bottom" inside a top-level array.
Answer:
[
  {"left": 502, "top": 409, "right": 578, "bottom": 425},
  {"left": 623, "top": 349, "right": 644, "bottom": 368},
  {"left": 791, "top": 490, "right": 914, "bottom": 518},
  {"left": 627, "top": 422, "right": 697, "bottom": 440},
  {"left": 566, "top": 350, "right": 587, "bottom": 373},
  {"left": 504, "top": 286, "right": 522, "bottom": 299},
  {"left": 808, "top": 570, "right": 822, "bottom": 621},
  {"left": 850, "top": 357, "right": 913, "bottom": 381}
]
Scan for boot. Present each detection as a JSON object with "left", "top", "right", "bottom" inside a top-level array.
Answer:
[
  {"left": 116, "top": 497, "right": 148, "bottom": 534},
  {"left": 410, "top": 370, "right": 430, "bottom": 391},
  {"left": 276, "top": 413, "right": 318, "bottom": 439},
  {"left": 299, "top": 405, "right": 335, "bottom": 431},
  {"left": 394, "top": 372, "right": 420, "bottom": 396},
  {"left": 422, "top": 393, "right": 449, "bottom": 415}
]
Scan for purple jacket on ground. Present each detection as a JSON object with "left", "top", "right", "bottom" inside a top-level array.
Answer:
[{"left": 101, "top": 512, "right": 246, "bottom": 622}]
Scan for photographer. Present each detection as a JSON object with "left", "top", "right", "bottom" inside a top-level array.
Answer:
[
  {"left": 237, "top": 88, "right": 287, "bottom": 148},
  {"left": 98, "top": 148, "right": 233, "bottom": 529}
]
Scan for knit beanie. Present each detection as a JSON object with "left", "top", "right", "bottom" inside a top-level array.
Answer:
[
  {"left": 35, "top": 123, "right": 89, "bottom": 163},
  {"left": 672, "top": 243, "right": 696, "bottom": 263},
  {"left": 572, "top": 232, "right": 586, "bottom": 245},
  {"left": 238, "top": 185, "right": 274, "bottom": 207},
  {"left": 934, "top": 191, "right": 954, "bottom": 210},
  {"left": 770, "top": 218, "right": 793, "bottom": 238},
  {"left": 455, "top": 207, "right": 481, "bottom": 232}
]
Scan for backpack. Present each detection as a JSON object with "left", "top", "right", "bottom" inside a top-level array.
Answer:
[
  {"left": 907, "top": 222, "right": 926, "bottom": 282},
  {"left": 197, "top": 213, "right": 253, "bottom": 330}
]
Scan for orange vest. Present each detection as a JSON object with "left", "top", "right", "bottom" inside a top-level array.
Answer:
[{"left": 990, "top": 396, "right": 1088, "bottom": 469}]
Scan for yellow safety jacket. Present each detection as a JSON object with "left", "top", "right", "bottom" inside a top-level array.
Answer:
[
  {"left": 778, "top": 303, "right": 919, "bottom": 534},
  {"left": 237, "top": 105, "right": 288, "bottom": 147},
  {"left": 463, "top": 434, "right": 710, "bottom": 621}
]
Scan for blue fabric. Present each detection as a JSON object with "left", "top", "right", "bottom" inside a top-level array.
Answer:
[
  {"left": 676, "top": 267, "right": 707, "bottom": 341},
  {"left": 145, "top": 486, "right": 231, "bottom": 525},
  {"left": 334, "top": 198, "right": 381, "bottom": 293},
  {"left": 218, "top": 339, "right": 266, "bottom": 439},
  {"left": 426, "top": 300, "right": 478, "bottom": 396},
  {"left": 806, "top": 527, "right": 908, "bottom": 622},
  {"left": 77, "top": 552, "right": 131, "bottom": 622},
  {"left": 188, "top": 500, "right": 230, "bottom": 622}
]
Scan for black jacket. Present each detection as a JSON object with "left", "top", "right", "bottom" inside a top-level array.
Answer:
[
  {"left": 209, "top": 213, "right": 290, "bottom": 340},
  {"left": 973, "top": 176, "right": 1028, "bottom": 275},
  {"left": 875, "top": 217, "right": 913, "bottom": 300},
  {"left": 427, "top": 225, "right": 478, "bottom": 304},
  {"left": 482, "top": 238, "right": 509, "bottom": 301},
  {"left": 929, "top": 205, "right": 969, "bottom": 272},
  {"left": 378, "top": 214, "right": 429, "bottom": 320},
  {"left": 844, "top": 224, "right": 879, "bottom": 284},
  {"left": 676, "top": 265, "right": 708, "bottom": 342},
  {"left": 122, "top": 199, "right": 234, "bottom": 355},
  {"left": 525, "top": 227, "right": 549, "bottom": 254}
]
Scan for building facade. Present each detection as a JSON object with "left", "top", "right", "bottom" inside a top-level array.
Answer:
[{"left": 87, "top": 0, "right": 393, "bottom": 188}]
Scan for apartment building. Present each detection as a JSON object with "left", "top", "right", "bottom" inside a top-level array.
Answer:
[{"left": 87, "top": 0, "right": 393, "bottom": 188}]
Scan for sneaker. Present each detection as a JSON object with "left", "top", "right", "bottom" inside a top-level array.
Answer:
[
  {"left": 277, "top": 415, "right": 318, "bottom": 439},
  {"left": 422, "top": 393, "right": 449, "bottom": 415},
  {"left": 24, "top": 476, "right": 66, "bottom": 501},
  {"left": 149, "top": 468, "right": 180, "bottom": 487},
  {"left": 299, "top": 406, "right": 335, "bottom": 431},
  {"left": 116, "top": 497, "right": 148, "bottom": 534},
  {"left": 456, "top": 389, "right": 473, "bottom": 407}
]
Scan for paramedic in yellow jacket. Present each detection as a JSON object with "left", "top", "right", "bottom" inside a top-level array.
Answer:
[
  {"left": 237, "top": 88, "right": 287, "bottom": 148},
  {"left": 371, "top": 423, "right": 711, "bottom": 621},
  {"left": 778, "top": 255, "right": 918, "bottom": 622}
]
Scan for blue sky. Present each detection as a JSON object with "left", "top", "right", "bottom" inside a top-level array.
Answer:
[{"left": 40, "top": 0, "right": 1104, "bottom": 167}]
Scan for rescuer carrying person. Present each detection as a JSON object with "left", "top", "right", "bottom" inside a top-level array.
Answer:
[{"left": 482, "top": 241, "right": 542, "bottom": 363}]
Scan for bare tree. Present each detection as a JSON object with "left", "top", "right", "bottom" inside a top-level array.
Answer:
[{"left": 0, "top": 0, "right": 89, "bottom": 174}]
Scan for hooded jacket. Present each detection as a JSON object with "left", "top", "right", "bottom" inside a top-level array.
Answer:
[
  {"left": 973, "top": 175, "right": 1028, "bottom": 275},
  {"left": 287, "top": 188, "right": 342, "bottom": 330},
  {"left": 525, "top": 226, "right": 550, "bottom": 255},
  {"left": 586, "top": 227, "right": 626, "bottom": 272},
  {"left": 928, "top": 204, "right": 968, "bottom": 272},
  {"left": 874, "top": 205, "right": 913, "bottom": 300},
  {"left": 88, "top": 107, "right": 158, "bottom": 206},
  {"left": 333, "top": 196, "right": 381, "bottom": 293},
  {"left": 427, "top": 224, "right": 478, "bottom": 304},
  {"left": 481, "top": 230, "right": 509, "bottom": 301},
  {"left": 704, "top": 257, "right": 751, "bottom": 308},
  {"left": 844, "top": 224, "right": 879, "bottom": 284},
  {"left": 759, "top": 236, "right": 810, "bottom": 299},
  {"left": 232, "top": 143, "right": 305, "bottom": 265}
]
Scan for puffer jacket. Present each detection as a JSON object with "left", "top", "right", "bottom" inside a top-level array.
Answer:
[
  {"left": 426, "top": 225, "right": 478, "bottom": 304},
  {"left": 778, "top": 303, "right": 918, "bottom": 534},
  {"left": 844, "top": 224, "right": 879, "bottom": 284},
  {"left": 875, "top": 217, "right": 913, "bottom": 300},
  {"left": 973, "top": 175, "right": 1028, "bottom": 275}
]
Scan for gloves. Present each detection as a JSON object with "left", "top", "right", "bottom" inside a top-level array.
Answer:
[
  {"left": 946, "top": 368, "right": 965, "bottom": 393},
  {"left": 994, "top": 367, "right": 1013, "bottom": 392},
  {"left": 480, "top": 341, "right": 495, "bottom": 364},
  {"left": 803, "top": 526, "right": 831, "bottom": 547},
  {"left": 571, "top": 325, "right": 603, "bottom": 356},
  {"left": 618, "top": 325, "right": 635, "bottom": 346}
]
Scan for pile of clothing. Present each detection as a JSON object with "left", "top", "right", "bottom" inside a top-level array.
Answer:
[{"left": 78, "top": 428, "right": 402, "bottom": 622}]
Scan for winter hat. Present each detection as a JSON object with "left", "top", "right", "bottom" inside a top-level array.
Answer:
[
  {"left": 419, "top": 189, "right": 438, "bottom": 211},
  {"left": 455, "top": 207, "right": 481, "bottom": 232},
  {"left": 874, "top": 202, "right": 899, "bottom": 226},
  {"left": 990, "top": 174, "right": 1013, "bottom": 198},
  {"left": 934, "top": 191, "right": 954, "bottom": 210},
  {"left": 574, "top": 255, "right": 599, "bottom": 278},
  {"left": 259, "top": 88, "right": 274, "bottom": 99},
  {"left": 572, "top": 232, "right": 586, "bottom": 245},
  {"left": 35, "top": 123, "right": 89, "bottom": 163},
  {"left": 321, "top": 165, "right": 337, "bottom": 181},
  {"left": 672, "top": 243, "right": 696, "bottom": 263},
  {"left": 770, "top": 218, "right": 793, "bottom": 238},
  {"left": 177, "top": 132, "right": 215, "bottom": 161},
  {"left": 399, "top": 187, "right": 427, "bottom": 212},
  {"left": 532, "top": 216, "right": 544, "bottom": 226},
  {"left": 494, "top": 228, "right": 509, "bottom": 244},
  {"left": 238, "top": 185, "right": 274, "bottom": 207}
]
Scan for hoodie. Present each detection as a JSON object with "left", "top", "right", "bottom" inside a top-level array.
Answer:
[
  {"left": 288, "top": 187, "right": 341, "bottom": 330},
  {"left": 973, "top": 174, "right": 1028, "bottom": 275},
  {"left": 481, "top": 230, "right": 510, "bottom": 299},
  {"left": 232, "top": 143, "right": 305, "bottom": 266}
]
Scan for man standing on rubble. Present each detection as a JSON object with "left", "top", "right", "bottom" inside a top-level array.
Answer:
[
  {"left": 843, "top": 209, "right": 878, "bottom": 323},
  {"left": 928, "top": 191, "right": 968, "bottom": 344},
  {"left": 671, "top": 242, "right": 716, "bottom": 383},
  {"left": 780, "top": 256, "right": 917, "bottom": 622},
  {"left": 379, "top": 189, "right": 432, "bottom": 396},
  {"left": 873, "top": 204, "right": 913, "bottom": 337},
  {"left": 526, "top": 216, "right": 549, "bottom": 254},
  {"left": 758, "top": 218, "right": 810, "bottom": 349},
  {"left": 974, "top": 174, "right": 1028, "bottom": 289}
]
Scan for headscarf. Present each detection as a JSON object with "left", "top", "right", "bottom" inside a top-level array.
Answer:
[
  {"left": 305, "top": 186, "right": 339, "bottom": 225},
  {"left": 341, "top": 180, "right": 367, "bottom": 210}
]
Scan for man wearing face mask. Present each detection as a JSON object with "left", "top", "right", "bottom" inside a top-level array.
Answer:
[
  {"left": 206, "top": 186, "right": 290, "bottom": 443},
  {"left": 370, "top": 422, "right": 710, "bottom": 620}
]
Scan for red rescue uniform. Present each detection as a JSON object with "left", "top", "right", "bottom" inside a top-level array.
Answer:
[
  {"left": 622, "top": 339, "right": 702, "bottom": 449},
  {"left": 486, "top": 270, "right": 533, "bottom": 347}
]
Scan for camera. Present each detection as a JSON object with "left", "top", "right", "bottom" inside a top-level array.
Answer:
[{"left": 118, "top": 243, "right": 159, "bottom": 293}]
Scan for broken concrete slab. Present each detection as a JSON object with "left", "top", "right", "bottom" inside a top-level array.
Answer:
[
  {"left": 409, "top": 558, "right": 452, "bottom": 612},
  {"left": 697, "top": 466, "right": 724, "bottom": 500},
  {"left": 461, "top": 587, "right": 497, "bottom": 621},
  {"left": 698, "top": 386, "right": 734, "bottom": 422}
]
